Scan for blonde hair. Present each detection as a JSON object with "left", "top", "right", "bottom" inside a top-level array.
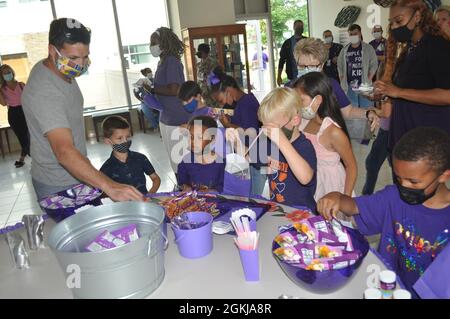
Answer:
[
  {"left": 258, "top": 87, "right": 303, "bottom": 124},
  {"left": 435, "top": 6, "right": 450, "bottom": 18},
  {"left": 294, "top": 38, "right": 329, "bottom": 65}
]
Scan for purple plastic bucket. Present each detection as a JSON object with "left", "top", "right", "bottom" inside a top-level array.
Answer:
[
  {"left": 172, "top": 212, "right": 213, "bottom": 259},
  {"left": 273, "top": 227, "right": 369, "bottom": 294}
]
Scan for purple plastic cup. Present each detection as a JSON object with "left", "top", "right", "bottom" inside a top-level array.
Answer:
[
  {"left": 239, "top": 248, "right": 260, "bottom": 282},
  {"left": 172, "top": 212, "right": 213, "bottom": 259}
]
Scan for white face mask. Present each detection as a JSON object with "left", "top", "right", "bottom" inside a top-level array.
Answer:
[
  {"left": 324, "top": 37, "right": 333, "bottom": 44},
  {"left": 373, "top": 32, "right": 382, "bottom": 39},
  {"left": 301, "top": 96, "right": 318, "bottom": 120},
  {"left": 349, "top": 35, "right": 360, "bottom": 45},
  {"left": 150, "top": 45, "right": 162, "bottom": 58}
]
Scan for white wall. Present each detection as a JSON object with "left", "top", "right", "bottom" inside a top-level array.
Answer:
[
  {"left": 309, "top": 0, "right": 389, "bottom": 43},
  {"left": 173, "top": 0, "right": 236, "bottom": 31}
]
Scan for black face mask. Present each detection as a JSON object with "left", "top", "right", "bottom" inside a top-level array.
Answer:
[
  {"left": 394, "top": 175, "right": 439, "bottom": 205},
  {"left": 112, "top": 140, "right": 132, "bottom": 153},
  {"left": 295, "top": 27, "right": 304, "bottom": 37},
  {"left": 391, "top": 11, "right": 417, "bottom": 43}
]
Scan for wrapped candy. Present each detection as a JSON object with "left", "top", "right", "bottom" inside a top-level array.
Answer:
[
  {"left": 273, "top": 216, "right": 362, "bottom": 272},
  {"left": 159, "top": 191, "right": 219, "bottom": 220},
  {"left": 111, "top": 224, "right": 139, "bottom": 244},
  {"left": 85, "top": 230, "right": 126, "bottom": 252}
]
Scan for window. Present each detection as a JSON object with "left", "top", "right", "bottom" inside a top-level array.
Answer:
[
  {"left": 0, "top": 0, "right": 53, "bottom": 123},
  {"left": 116, "top": 0, "right": 168, "bottom": 105},
  {"left": 0, "top": 1, "right": 7, "bottom": 8}
]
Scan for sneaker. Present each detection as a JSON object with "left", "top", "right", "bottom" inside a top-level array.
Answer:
[{"left": 14, "top": 161, "right": 25, "bottom": 168}]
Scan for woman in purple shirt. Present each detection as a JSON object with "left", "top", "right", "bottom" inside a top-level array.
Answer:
[{"left": 149, "top": 27, "right": 190, "bottom": 174}]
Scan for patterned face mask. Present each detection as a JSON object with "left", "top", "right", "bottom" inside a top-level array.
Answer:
[
  {"left": 112, "top": 140, "right": 132, "bottom": 153},
  {"left": 54, "top": 47, "right": 90, "bottom": 78}
]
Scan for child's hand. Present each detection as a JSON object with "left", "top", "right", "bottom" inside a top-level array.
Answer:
[
  {"left": 262, "top": 124, "right": 288, "bottom": 146},
  {"left": 317, "top": 192, "right": 342, "bottom": 221},
  {"left": 219, "top": 114, "right": 231, "bottom": 127}
]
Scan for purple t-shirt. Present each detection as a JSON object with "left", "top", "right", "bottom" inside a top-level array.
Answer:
[
  {"left": 154, "top": 55, "right": 191, "bottom": 126},
  {"left": 231, "top": 93, "right": 260, "bottom": 130},
  {"left": 177, "top": 152, "right": 226, "bottom": 192},
  {"left": 346, "top": 44, "right": 363, "bottom": 86},
  {"left": 369, "top": 39, "right": 386, "bottom": 58},
  {"left": 354, "top": 185, "right": 450, "bottom": 297},
  {"left": 190, "top": 106, "right": 214, "bottom": 120},
  {"left": 329, "top": 77, "right": 351, "bottom": 109},
  {"left": 267, "top": 133, "right": 317, "bottom": 211}
]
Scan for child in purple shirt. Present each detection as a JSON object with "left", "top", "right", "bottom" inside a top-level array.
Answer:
[
  {"left": 177, "top": 115, "right": 225, "bottom": 192},
  {"left": 317, "top": 127, "right": 450, "bottom": 298},
  {"left": 178, "top": 81, "right": 215, "bottom": 121}
]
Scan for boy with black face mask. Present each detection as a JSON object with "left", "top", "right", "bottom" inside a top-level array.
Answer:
[
  {"left": 100, "top": 116, "right": 161, "bottom": 195},
  {"left": 318, "top": 127, "right": 450, "bottom": 298}
]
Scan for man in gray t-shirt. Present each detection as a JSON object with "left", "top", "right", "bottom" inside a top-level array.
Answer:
[{"left": 22, "top": 18, "right": 143, "bottom": 202}]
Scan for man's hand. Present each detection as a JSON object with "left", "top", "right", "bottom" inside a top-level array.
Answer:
[
  {"left": 104, "top": 181, "right": 144, "bottom": 202},
  {"left": 317, "top": 192, "right": 342, "bottom": 221},
  {"left": 277, "top": 75, "right": 283, "bottom": 87}
]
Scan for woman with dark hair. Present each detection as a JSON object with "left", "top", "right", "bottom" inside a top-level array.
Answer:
[
  {"left": 0, "top": 64, "right": 30, "bottom": 168},
  {"left": 294, "top": 72, "right": 357, "bottom": 203},
  {"left": 149, "top": 27, "right": 190, "bottom": 174},
  {"left": 210, "top": 70, "right": 266, "bottom": 197},
  {"left": 375, "top": 0, "right": 450, "bottom": 152}
]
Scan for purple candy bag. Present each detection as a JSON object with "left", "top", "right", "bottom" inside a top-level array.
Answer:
[
  {"left": 85, "top": 230, "right": 126, "bottom": 252},
  {"left": 111, "top": 224, "right": 140, "bottom": 243},
  {"left": 274, "top": 232, "right": 298, "bottom": 247},
  {"left": 317, "top": 231, "right": 340, "bottom": 243}
]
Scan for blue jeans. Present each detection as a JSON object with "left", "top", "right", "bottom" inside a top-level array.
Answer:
[
  {"left": 140, "top": 102, "right": 159, "bottom": 129},
  {"left": 362, "top": 128, "right": 392, "bottom": 195},
  {"left": 347, "top": 88, "right": 373, "bottom": 108},
  {"left": 250, "top": 165, "right": 267, "bottom": 197}
]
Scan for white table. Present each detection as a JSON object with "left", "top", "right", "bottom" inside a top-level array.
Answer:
[{"left": 0, "top": 200, "right": 388, "bottom": 299}]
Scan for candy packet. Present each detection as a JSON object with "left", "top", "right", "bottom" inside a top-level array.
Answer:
[
  {"left": 111, "top": 224, "right": 140, "bottom": 243},
  {"left": 274, "top": 232, "right": 298, "bottom": 247},
  {"left": 85, "top": 230, "right": 126, "bottom": 252},
  {"left": 331, "top": 219, "right": 353, "bottom": 251},
  {"left": 273, "top": 246, "right": 302, "bottom": 264}
]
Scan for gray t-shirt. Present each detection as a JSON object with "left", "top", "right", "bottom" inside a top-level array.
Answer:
[{"left": 22, "top": 60, "right": 87, "bottom": 187}]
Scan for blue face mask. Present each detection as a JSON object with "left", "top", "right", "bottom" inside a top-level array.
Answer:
[
  {"left": 184, "top": 99, "right": 198, "bottom": 113},
  {"left": 2, "top": 73, "right": 14, "bottom": 82}
]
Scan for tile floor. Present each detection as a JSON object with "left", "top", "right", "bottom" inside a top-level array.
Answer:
[{"left": 0, "top": 130, "right": 393, "bottom": 228}]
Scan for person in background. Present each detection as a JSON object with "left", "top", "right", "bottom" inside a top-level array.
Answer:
[
  {"left": 0, "top": 64, "right": 30, "bottom": 168},
  {"left": 100, "top": 116, "right": 161, "bottom": 195},
  {"left": 369, "top": 25, "right": 387, "bottom": 66},
  {"left": 149, "top": 27, "right": 190, "bottom": 175},
  {"left": 177, "top": 81, "right": 214, "bottom": 121},
  {"left": 210, "top": 71, "right": 266, "bottom": 197},
  {"left": 318, "top": 127, "right": 450, "bottom": 298},
  {"left": 294, "top": 38, "right": 380, "bottom": 129},
  {"left": 177, "top": 115, "right": 225, "bottom": 192},
  {"left": 277, "top": 20, "right": 308, "bottom": 86},
  {"left": 337, "top": 24, "right": 378, "bottom": 108},
  {"left": 252, "top": 46, "right": 269, "bottom": 71},
  {"left": 133, "top": 67, "right": 159, "bottom": 132},
  {"left": 322, "top": 30, "right": 343, "bottom": 82},
  {"left": 196, "top": 43, "right": 219, "bottom": 108},
  {"left": 375, "top": 0, "right": 450, "bottom": 152},
  {"left": 435, "top": 6, "right": 450, "bottom": 38},
  {"left": 22, "top": 18, "right": 143, "bottom": 202}
]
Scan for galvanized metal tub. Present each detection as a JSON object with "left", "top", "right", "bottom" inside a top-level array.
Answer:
[{"left": 48, "top": 202, "right": 166, "bottom": 299}]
